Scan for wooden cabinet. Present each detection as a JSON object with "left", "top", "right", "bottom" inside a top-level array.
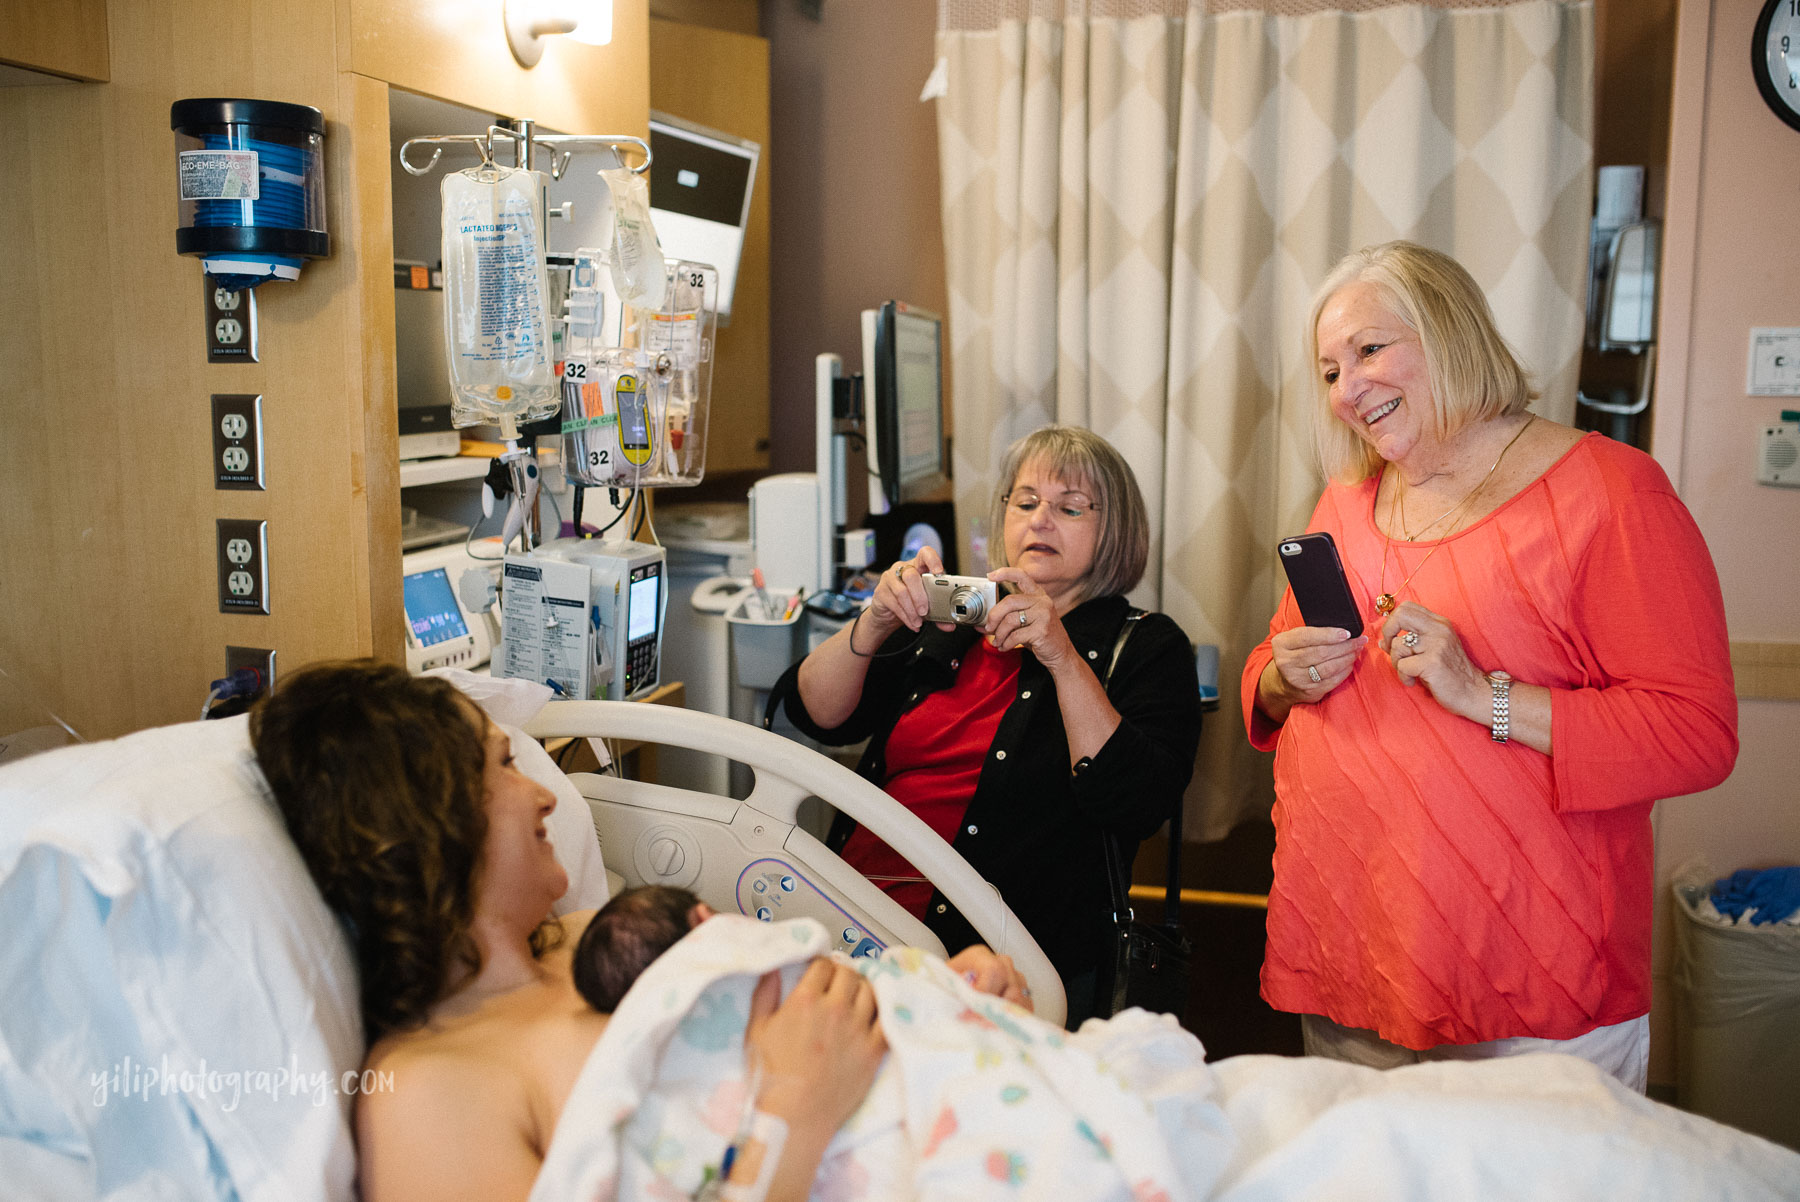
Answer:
[{"left": 0, "top": 0, "right": 109, "bottom": 80}]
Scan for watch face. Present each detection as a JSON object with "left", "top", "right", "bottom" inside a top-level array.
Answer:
[{"left": 1755, "top": 0, "right": 1800, "bottom": 132}]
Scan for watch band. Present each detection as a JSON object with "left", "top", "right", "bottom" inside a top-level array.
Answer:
[{"left": 1488, "top": 671, "right": 1513, "bottom": 744}]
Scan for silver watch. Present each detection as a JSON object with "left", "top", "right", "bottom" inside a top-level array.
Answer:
[{"left": 1487, "top": 670, "right": 1513, "bottom": 744}]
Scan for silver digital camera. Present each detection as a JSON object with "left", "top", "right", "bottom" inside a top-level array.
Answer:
[{"left": 920, "top": 573, "right": 998, "bottom": 626}]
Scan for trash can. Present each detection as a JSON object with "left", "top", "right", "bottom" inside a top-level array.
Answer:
[{"left": 1670, "top": 875, "right": 1800, "bottom": 1151}]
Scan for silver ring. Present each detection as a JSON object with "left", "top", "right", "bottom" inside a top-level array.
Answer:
[
  {"left": 1307, "top": 665, "right": 1321, "bottom": 683},
  {"left": 1402, "top": 630, "right": 1420, "bottom": 650},
  {"left": 1017, "top": 611, "right": 1030, "bottom": 628}
]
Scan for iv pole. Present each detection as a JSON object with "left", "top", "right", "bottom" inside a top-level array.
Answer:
[{"left": 397, "top": 122, "right": 652, "bottom": 551}]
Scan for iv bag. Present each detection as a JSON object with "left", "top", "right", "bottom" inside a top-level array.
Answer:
[
  {"left": 440, "top": 164, "right": 559, "bottom": 428},
  {"left": 599, "top": 166, "right": 667, "bottom": 311}
]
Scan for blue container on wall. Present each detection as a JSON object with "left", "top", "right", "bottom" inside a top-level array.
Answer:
[{"left": 171, "top": 97, "right": 329, "bottom": 290}]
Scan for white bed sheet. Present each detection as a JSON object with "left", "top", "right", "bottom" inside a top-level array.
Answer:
[{"left": 532, "top": 916, "right": 1800, "bottom": 1201}]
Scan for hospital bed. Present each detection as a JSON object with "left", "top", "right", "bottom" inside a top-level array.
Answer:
[
  {"left": 5, "top": 697, "right": 1798, "bottom": 1202},
  {"left": 0, "top": 693, "right": 1061, "bottom": 1202}
]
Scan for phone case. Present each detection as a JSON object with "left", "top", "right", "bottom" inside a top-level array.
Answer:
[{"left": 1277, "top": 532, "right": 1364, "bottom": 633}]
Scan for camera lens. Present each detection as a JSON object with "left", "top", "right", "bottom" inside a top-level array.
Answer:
[{"left": 949, "top": 586, "right": 987, "bottom": 624}]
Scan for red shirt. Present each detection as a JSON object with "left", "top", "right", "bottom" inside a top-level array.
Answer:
[{"left": 841, "top": 635, "right": 1021, "bottom": 916}]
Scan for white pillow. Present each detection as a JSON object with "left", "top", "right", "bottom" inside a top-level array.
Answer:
[
  {"left": 0, "top": 712, "right": 608, "bottom": 1202},
  {"left": 0, "top": 715, "right": 360, "bottom": 1202}
]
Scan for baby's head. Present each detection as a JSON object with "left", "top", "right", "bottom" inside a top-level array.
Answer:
[{"left": 572, "top": 885, "right": 711, "bottom": 1012}]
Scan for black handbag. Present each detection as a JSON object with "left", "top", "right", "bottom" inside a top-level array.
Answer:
[{"left": 1092, "top": 611, "right": 1195, "bottom": 1019}]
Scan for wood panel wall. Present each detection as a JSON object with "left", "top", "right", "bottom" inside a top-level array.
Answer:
[
  {"left": 649, "top": 17, "right": 771, "bottom": 474},
  {"left": 0, "top": 0, "right": 109, "bottom": 80},
  {"left": 349, "top": 0, "right": 648, "bottom": 137},
  {"left": 648, "top": 0, "right": 759, "bottom": 37},
  {"left": 0, "top": 0, "right": 648, "bottom": 740}
]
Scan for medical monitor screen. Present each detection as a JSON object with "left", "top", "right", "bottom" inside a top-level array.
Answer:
[
  {"left": 403, "top": 568, "right": 469, "bottom": 647},
  {"left": 627, "top": 568, "right": 661, "bottom": 642},
  {"left": 648, "top": 113, "right": 760, "bottom": 324},
  {"left": 873, "top": 302, "right": 949, "bottom": 506}
]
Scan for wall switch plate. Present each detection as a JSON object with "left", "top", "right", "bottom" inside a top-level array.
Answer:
[
  {"left": 1748, "top": 328, "right": 1800, "bottom": 396},
  {"left": 217, "top": 518, "right": 270, "bottom": 614},
  {"left": 205, "top": 281, "right": 258, "bottom": 363},
  {"left": 225, "top": 646, "right": 277, "bottom": 697},
  {"left": 211, "top": 394, "right": 265, "bottom": 490}
]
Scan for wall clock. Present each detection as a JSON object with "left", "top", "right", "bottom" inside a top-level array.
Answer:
[{"left": 1754, "top": 0, "right": 1800, "bottom": 132}]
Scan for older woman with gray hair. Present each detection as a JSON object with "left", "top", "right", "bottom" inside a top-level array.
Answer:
[
  {"left": 1244, "top": 241, "right": 1737, "bottom": 1087},
  {"left": 770, "top": 425, "right": 1201, "bottom": 1026}
]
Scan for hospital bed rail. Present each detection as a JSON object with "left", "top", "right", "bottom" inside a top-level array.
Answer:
[{"left": 525, "top": 700, "right": 1066, "bottom": 1026}]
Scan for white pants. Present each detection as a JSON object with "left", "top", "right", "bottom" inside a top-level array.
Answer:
[{"left": 1301, "top": 1013, "right": 1650, "bottom": 1094}]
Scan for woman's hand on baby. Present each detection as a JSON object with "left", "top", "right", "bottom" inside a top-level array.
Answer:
[
  {"left": 745, "top": 959, "right": 885, "bottom": 1136},
  {"left": 946, "top": 944, "right": 1033, "bottom": 1011}
]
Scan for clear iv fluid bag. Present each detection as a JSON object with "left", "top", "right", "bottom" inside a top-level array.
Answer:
[{"left": 440, "top": 165, "right": 558, "bottom": 428}]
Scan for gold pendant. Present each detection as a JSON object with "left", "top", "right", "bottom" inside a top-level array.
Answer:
[{"left": 1375, "top": 593, "right": 1396, "bottom": 615}]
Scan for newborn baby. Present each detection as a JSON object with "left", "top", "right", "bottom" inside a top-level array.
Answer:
[{"left": 572, "top": 885, "right": 714, "bottom": 1012}]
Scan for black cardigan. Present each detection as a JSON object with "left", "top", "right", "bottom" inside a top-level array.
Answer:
[{"left": 768, "top": 594, "right": 1202, "bottom": 985}]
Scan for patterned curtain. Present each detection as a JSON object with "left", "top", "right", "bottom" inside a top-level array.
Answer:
[{"left": 936, "top": 0, "right": 1594, "bottom": 839}]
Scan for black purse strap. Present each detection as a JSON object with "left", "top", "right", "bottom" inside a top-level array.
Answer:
[{"left": 1096, "top": 610, "right": 1183, "bottom": 929}]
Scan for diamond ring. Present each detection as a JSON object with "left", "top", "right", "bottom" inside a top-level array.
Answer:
[{"left": 1307, "top": 665, "right": 1321, "bottom": 683}]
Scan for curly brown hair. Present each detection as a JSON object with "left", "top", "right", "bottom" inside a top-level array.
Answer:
[{"left": 249, "top": 659, "right": 490, "bottom": 1042}]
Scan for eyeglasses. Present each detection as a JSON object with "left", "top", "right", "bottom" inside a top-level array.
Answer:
[{"left": 1004, "top": 490, "right": 1101, "bottom": 522}]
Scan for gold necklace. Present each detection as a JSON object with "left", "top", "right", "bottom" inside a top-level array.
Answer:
[
  {"left": 1374, "top": 416, "right": 1535, "bottom": 616},
  {"left": 1400, "top": 480, "right": 1468, "bottom": 541}
]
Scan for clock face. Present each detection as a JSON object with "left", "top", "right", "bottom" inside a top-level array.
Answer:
[{"left": 1755, "top": 0, "right": 1800, "bottom": 131}]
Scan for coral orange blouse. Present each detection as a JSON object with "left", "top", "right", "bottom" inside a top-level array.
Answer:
[{"left": 1242, "top": 434, "right": 1737, "bottom": 1049}]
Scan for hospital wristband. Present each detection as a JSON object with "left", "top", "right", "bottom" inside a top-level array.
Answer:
[{"left": 717, "top": 1111, "right": 789, "bottom": 1202}]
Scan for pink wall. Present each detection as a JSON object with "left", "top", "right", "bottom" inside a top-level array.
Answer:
[
  {"left": 764, "top": 0, "right": 950, "bottom": 473},
  {"left": 1654, "top": 0, "right": 1800, "bottom": 635},
  {"left": 1647, "top": 0, "right": 1800, "bottom": 1085}
]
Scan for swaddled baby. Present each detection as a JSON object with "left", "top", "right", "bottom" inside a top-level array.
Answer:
[{"left": 551, "top": 890, "right": 1228, "bottom": 1202}]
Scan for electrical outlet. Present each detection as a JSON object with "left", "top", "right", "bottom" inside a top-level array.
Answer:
[
  {"left": 212, "top": 394, "right": 265, "bottom": 490},
  {"left": 204, "top": 280, "right": 258, "bottom": 363},
  {"left": 225, "top": 646, "right": 277, "bottom": 698},
  {"left": 217, "top": 518, "right": 270, "bottom": 614}
]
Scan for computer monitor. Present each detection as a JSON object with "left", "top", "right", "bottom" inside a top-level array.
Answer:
[
  {"left": 863, "top": 301, "right": 949, "bottom": 513},
  {"left": 647, "top": 112, "right": 759, "bottom": 325}
]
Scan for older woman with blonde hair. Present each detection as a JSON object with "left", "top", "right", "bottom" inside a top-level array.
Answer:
[
  {"left": 771, "top": 425, "right": 1202, "bottom": 1026},
  {"left": 1243, "top": 241, "right": 1738, "bottom": 1088}
]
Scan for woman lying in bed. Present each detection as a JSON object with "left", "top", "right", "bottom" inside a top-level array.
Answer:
[{"left": 248, "top": 660, "right": 1029, "bottom": 1202}]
